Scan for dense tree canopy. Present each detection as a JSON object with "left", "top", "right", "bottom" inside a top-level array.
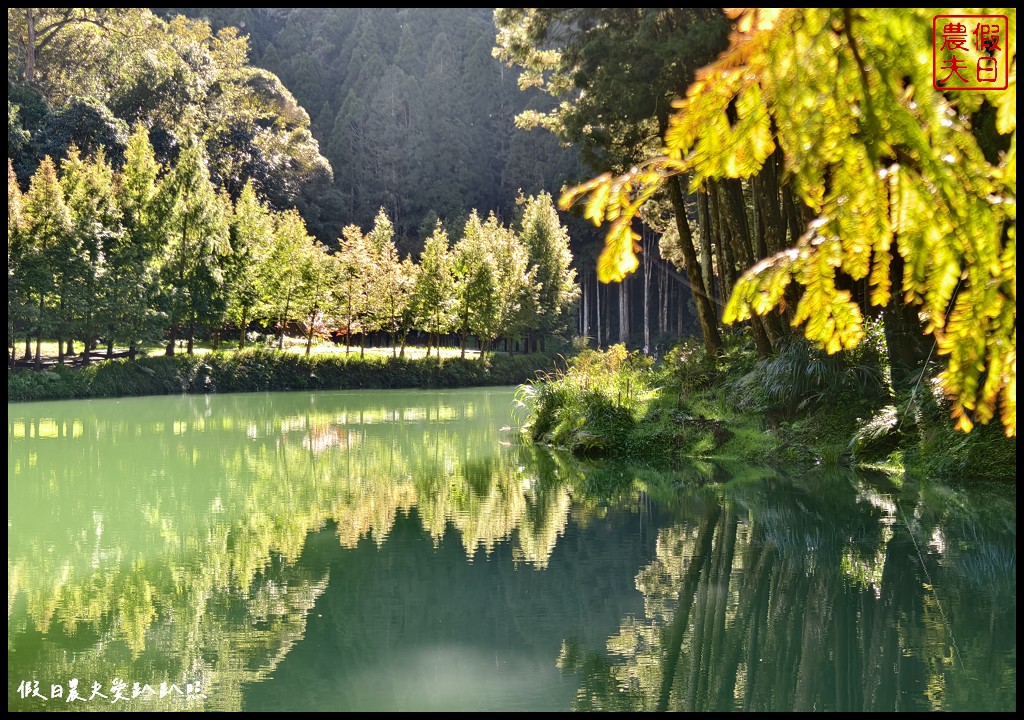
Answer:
[
  {"left": 8, "top": 141, "right": 580, "bottom": 364},
  {"left": 8, "top": 7, "right": 588, "bottom": 363},
  {"left": 8, "top": 8, "right": 332, "bottom": 217},
  {"left": 155, "top": 7, "right": 585, "bottom": 245},
  {"left": 494, "top": 8, "right": 729, "bottom": 169},
  {"left": 495, "top": 8, "right": 732, "bottom": 356}
]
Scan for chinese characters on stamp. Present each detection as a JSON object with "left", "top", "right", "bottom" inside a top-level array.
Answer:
[{"left": 933, "top": 14, "right": 1009, "bottom": 90}]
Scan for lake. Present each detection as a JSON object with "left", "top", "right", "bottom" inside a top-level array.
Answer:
[{"left": 7, "top": 387, "right": 1016, "bottom": 711}]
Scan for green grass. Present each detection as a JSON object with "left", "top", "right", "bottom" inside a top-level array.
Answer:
[
  {"left": 182, "top": 339, "right": 484, "bottom": 360},
  {"left": 11, "top": 337, "right": 484, "bottom": 361},
  {"left": 518, "top": 345, "right": 748, "bottom": 462},
  {"left": 516, "top": 336, "right": 1015, "bottom": 481}
]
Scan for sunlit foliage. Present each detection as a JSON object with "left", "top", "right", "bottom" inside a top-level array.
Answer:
[
  {"left": 8, "top": 149, "right": 580, "bottom": 363},
  {"left": 562, "top": 9, "right": 1016, "bottom": 435},
  {"left": 7, "top": 8, "right": 332, "bottom": 210}
]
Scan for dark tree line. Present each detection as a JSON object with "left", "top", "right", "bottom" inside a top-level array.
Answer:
[{"left": 154, "top": 8, "right": 586, "bottom": 250}]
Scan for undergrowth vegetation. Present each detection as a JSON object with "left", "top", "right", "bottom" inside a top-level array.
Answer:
[
  {"left": 517, "top": 332, "right": 1015, "bottom": 482},
  {"left": 515, "top": 345, "right": 658, "bottom": 456},
  {"left": 8, "top": 350, "right": 557, "bottom": 402}
]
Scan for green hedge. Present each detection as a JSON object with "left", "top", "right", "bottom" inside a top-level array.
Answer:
[{"left": 8, "top": 350, "right": 558, "bottom": 402}]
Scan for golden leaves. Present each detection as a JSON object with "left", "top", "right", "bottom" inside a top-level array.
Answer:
[
  {"left": 994, "top": 76, "right": 1016, "bottom": 135},
  {"left": 725, "top": 8, "right": 785, "bottom": 34},
  {"left": 723, "top": 249, "right": 799, "bottom": 324},
  {"left": 597, "top": 224, "right": 640, "bottom": 284},
  {"left": 561, "top": 164, "right": 677, "bottom": 283},
  {"left": 563, "top": 8, "right": 1017, "bottom": 435},
  {"left": 579, "top": 175, "right": 612, "bottom": 225},
  {"left": 792, "top": 236, "right": 865, "bottom": 353}
]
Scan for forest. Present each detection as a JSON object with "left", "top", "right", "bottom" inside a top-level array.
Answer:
[
  {"left": 5, "top": 8, "right": 1017, "bottom": 714},
  {"left": 7, "top": 8, "right": 1017, "bottom": 455},
  {"left": 8, "top": 138, "right": 576, "bottom": 362},
  {"left": 8, "top": 8, "right": 582, "bottom": 365}
]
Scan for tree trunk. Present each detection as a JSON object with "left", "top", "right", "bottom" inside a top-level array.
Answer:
[
  {"left": 618, "top": 279, "right": 628, "bottom": 344},
  {"left": 643, "top": 229, "right": 651, "bottom": 352},
  {"left": 667, "top": 175, "right": 722, "bottom": 354},
  {"left": 657, "top": 260, "right": 664, "bottom": 336},
  {"left": 711, "top": 182, "right": 731, "bottom": 312},
  {"left": 718, "top": 179, "right": 754, "bottom": 266},
  {"left": 751, "top": 163, "right": 790, "bottom": 344},
  {"left": 749, "top": 177, "right": 767, "bottom": 260},
  {"left": 106, "top": 338, "right": 114, "bottom": 359},
  {"left": 172, "top": 213, "right": 188, "bottom": 357},
  {"left": 595, "top": 270, "right": 602, "bottom": 348},
  {"left": 25, "top": 9, "right": 36, "bottom": 83},
  {"left": 716, "top": 180, "right": 775, "bottom": 355},
  {"left": 684, "top": 515, "right": 716, "bottom": 710},
  {"left": 35, "top": 296, "right": 44, "bottom": 369},
  {"left": 581, "top": 276, "right": 589, "bottom": 343},
  {"left": 697, "top": 190, "right": 716, "bottom": 302},
  {"left": 56, "top": 292, "right": 67, "bottom": 365},
  {"left": 784, "top": 182, "right": 805, "bottom": 247},
  {"left": 883, "top": 252, "right": 930, "bottom": 388},
  {"left": 705, "top": 513, "right": 738, "bottom": 705},
  {"left": 755, "top": 148, "right": 786, "bottom": 255},
  {"left": 84, "top": 272, "right": 96, "bottom": 365},
  {"left": 677, "top": 283, "right": 684, "bottom": 337},
  {"left": 657, "top": 504, "right": 722, "bottom": 712}
]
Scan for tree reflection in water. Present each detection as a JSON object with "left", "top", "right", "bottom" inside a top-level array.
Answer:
[
  {"left": 7, "top": 390, "right": 1016, "bottom": 711},
  {"left": 562, "top": 469, "right": 1016, "bottom": 712}
]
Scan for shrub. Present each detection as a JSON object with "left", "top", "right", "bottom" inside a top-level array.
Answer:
[
  {"left": 516, "top": 345, "right": 659, "bottom": 456},
  {"left": 730, "top": 336, "right": 887, "bottom": 418},
  {"left": 8, "top": 351, "right": 560, "bottom": 402}
]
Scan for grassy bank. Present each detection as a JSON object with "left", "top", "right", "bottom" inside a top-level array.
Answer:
[
  {"left": 516, "top": 339, "right": 1016, "bottom": 483},
  {"left": 8, "top": 349, "right": 559, "bottom": 402}
]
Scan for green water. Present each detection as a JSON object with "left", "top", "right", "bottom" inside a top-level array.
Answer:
[{"left": 7, "top": 388, "right": 1016, "bottom": 711}]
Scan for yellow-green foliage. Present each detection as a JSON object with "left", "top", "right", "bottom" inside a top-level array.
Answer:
[
  {"left": 562, "top": 9, "right": 1016, "bottom": 437},
  {"left": 517, "top": 345, "right": 657, "bottom": 454}
]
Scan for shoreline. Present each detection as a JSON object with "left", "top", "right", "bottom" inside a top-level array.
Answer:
[{"left": 7, "top": 350, "right": 561, "bottom": 403}]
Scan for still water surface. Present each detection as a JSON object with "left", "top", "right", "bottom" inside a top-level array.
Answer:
[{"left": 7, "top": 388, "right": 1016, "bottom": 711}]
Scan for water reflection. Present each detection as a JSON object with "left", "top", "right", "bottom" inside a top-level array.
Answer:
[
  {"left": 6, "top": 390, "right": 1016, "bottom": 711},
  {"left": 563, "top": 471, "right": 1017, "bottom": 712},
  {"left": 8, "top": 389, "right": 582, "bottom": 710}
]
